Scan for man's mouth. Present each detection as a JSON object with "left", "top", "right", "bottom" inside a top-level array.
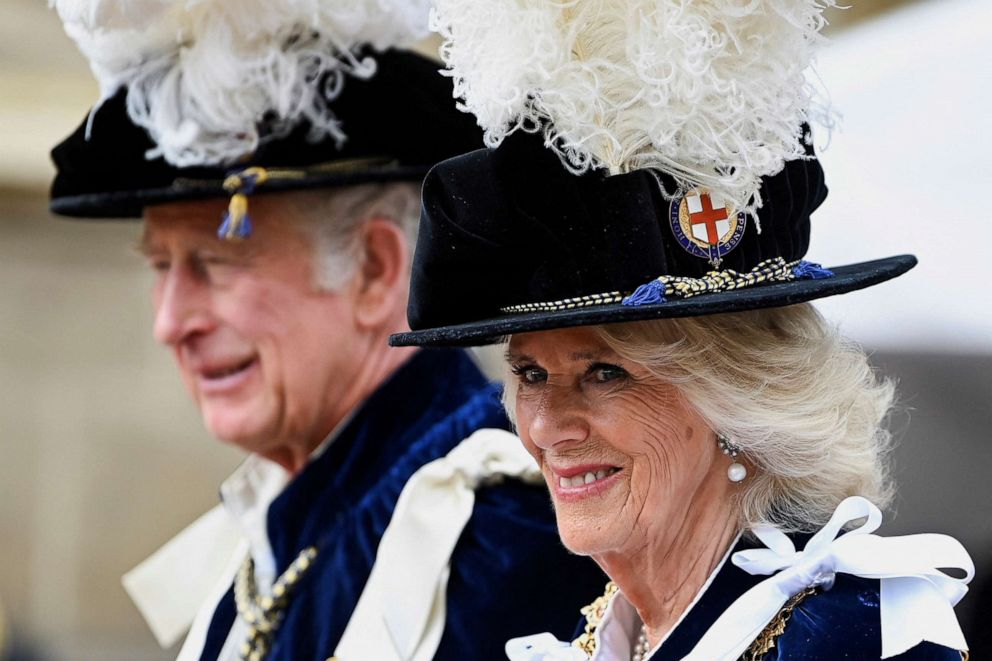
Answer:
[{"left": 202, "top": 357, "right": 255, "bottom": 380}]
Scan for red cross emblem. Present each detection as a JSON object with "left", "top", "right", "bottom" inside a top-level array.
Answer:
[
  {"left": 670, "top": 188, "right": 747, "bottom": 267},
  {"left": 688, "top": 192, "right": 729, "bottom": 246}
]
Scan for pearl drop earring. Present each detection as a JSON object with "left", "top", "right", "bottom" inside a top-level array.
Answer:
[{"left": 717, "top": 436, "right": 747, "bottom": 482}]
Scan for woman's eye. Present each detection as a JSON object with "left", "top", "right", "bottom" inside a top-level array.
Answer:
[
  {"left": 511, "top": 365, "right": 547, "bottom": 384},
  {"left": 591, "top": 363, "right": 628, "bottom": 383}
]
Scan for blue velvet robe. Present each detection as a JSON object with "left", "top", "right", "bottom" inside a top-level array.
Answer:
[
  {"left": 198, "top": 348, "right": 605, "bottom": 660},
  {"left": 586, "top": 534, "right": 964, "bottom": 660}
]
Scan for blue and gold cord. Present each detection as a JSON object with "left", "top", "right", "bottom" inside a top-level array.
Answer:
[{"left": 218, "top": 166, "right": 270, "bottom": 241}]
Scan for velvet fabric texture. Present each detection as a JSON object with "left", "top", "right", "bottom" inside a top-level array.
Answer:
[
  {"left": 578, "top": 534, "right": 962, "bottom": 660},
  {"left": 49, "top": 49, "right": 483, "bottom": 219},
  {"left": 390, "top": 132, "right": 915, "bottom": 348},
  {"left": 197, "top": 348, "right": 604, "bottom": 660}
]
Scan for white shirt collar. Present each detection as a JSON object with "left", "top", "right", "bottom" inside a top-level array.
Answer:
[
  {"left": 218, "top": 454, "right": 290, "bottom": 592},
  {"left": 123, "top": 414, "right": 354, "bottom": 648},
  {"left": 218, "top": 412, "right": 354, "bottom": 592}
]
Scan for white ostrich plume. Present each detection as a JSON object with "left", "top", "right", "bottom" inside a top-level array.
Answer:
[
  {"left": 432, "top": 0, "right": 837, "bottom": 216},
  {"left": 54, "top": 0, "right": 433, "bottom": 166}
]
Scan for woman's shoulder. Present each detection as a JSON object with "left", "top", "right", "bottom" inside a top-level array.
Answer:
[{"left": 759, "top": 575, "right": 965, "bottom": 660}]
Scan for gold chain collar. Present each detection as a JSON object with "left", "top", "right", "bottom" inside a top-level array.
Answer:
[{"left": 234, "top": 546, "right": 318, "bottom": 661}]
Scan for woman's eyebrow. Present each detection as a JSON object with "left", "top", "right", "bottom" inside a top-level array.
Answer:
[
  {"left": 504, "top": 351, "right": 535, "bottom": 364},
  {"left": 505, "top": 349, "right": 614, "bottom": 363},
  {"left": 571, "top": 350, "right": 611, "bottom": 362}
]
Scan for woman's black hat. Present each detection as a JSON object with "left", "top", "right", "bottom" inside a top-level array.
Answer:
[
  {"left": 49, "top": 49, "right": 482, "bottom": 219},
  {"left": 390, "top": 132, "right": 915, "bottom": 347}
]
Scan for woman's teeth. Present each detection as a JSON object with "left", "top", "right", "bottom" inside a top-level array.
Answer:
[{"left": 558, "top": 468, "right": 617, "bottom": 488}]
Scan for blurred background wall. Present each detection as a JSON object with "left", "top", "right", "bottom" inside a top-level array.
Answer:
[{"left": 1, "top": 0, "right": 989, "bottom": 659}]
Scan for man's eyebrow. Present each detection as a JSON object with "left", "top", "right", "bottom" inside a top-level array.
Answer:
[{"left": 133, "top": 232, "right": 159, "bottom": 256}]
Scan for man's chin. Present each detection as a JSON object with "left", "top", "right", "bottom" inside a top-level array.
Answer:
[{"left": 201, "top": 407, "right": 273, "bottom": 453}]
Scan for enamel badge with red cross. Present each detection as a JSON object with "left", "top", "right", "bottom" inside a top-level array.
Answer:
[{"left": 669, "top": 189, "right": 747, "bottom": 268}]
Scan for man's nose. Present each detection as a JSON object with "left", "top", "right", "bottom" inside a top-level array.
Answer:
[
  {"left": 152, "top": 266, "right": 212, "bottom": 346},
  {"left": 527, "top": 386, "right": 590, "bottom": 451}
]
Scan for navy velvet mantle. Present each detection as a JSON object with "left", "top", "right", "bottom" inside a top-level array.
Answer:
[
  {"left": 198, "top": 348, "right": 605, "bottom": 660},
  {"left": 625, "top": 535, "right": 963, "bottom": 660}
]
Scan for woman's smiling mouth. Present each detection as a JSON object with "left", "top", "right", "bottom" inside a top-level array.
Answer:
[{"left": 550, "top": 464, "right": 623, "bottom": 501}]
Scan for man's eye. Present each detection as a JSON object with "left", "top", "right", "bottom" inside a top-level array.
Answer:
[
  {"left": 149, "top": 259, "right": 170, "bottom": 273},
  {"left": 511, "top": 365, "right": 547, "bottom": 384},
  {"left": 591, "top": 363, "right": 628, "bottom": 383}
]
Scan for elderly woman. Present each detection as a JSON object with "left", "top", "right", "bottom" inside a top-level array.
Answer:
[
  {"left": 390, "top": 126, "right": 973, "bottom": 659},
  {"left": 391, "top": 1, "right": 973, "bottom": 657}
]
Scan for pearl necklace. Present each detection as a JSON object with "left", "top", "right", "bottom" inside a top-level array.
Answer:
[{"left": 632, "top": 623, "right": 651, "bottom": 661}]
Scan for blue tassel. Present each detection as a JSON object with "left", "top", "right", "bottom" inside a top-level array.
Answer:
[
  {"left": 217, "top": 212, "right": 253, "bottom": 240},
  {"left": 217, "top": 192, "right": 252, "bottom": 240},
  {"left": 623, "top": 280, "right": 667, "bottom": 306},
  {"left": 792, "top": 260, "right": 834, "bottom": 280}
]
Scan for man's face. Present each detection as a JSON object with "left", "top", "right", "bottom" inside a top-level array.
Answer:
[{"left": 141, "top": 195, "right": 363, "bottom": 457}]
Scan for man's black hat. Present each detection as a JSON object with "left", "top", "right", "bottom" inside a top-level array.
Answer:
[
  {"left": 390, "top": 132, "right": 915, "bottom": 347},
  {"left": 50, "top": 49, "right": 482, "bottom": 219}
]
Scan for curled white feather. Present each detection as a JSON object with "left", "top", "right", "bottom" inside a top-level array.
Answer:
[
  {"left": 53, "top": 0, "right": 432, "bottom": 166},
  {"left": 432, "top": 0, "right": 836, "bottom": 215}
]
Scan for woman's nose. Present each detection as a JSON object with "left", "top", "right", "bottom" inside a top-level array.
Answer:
[{"left": 526, "top": 387, "right": 590, "bottom": 451}]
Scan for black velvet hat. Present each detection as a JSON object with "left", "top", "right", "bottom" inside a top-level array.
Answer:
[
  {"left": 50, "top": 49, "right": 482, "bottom": 220},
  {"left": 389, "top": 132, "right": 915, "bottom": 347}
]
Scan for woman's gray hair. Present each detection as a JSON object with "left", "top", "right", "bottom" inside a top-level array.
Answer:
[
  {"left": 504, "top": 304, "right": 896, "bottom": 533},
  {"left": 283, "top": 182, "right": 421, "bottom": 290}
]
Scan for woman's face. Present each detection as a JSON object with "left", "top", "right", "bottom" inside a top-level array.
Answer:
[{"left": 507, "top": 326, "right": 733, "bottom": 557}]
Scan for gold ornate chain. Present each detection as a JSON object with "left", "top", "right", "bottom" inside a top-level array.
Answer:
[
  {"left": 571, "top": 581, "right": 618, "bottom": 657},
  {"left": 234, "top": 546, "right": 318, "bottom": 661},
  {"left": 741, "top": 587, "right": 818, "bottom": 660}
]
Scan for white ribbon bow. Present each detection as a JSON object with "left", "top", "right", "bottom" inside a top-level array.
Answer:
[
  {"left": 505, "top": 633, "right": 587, "bottom": 661},
  {"left": 685, "top": 496, "right": 973, "bottom": 660},
  {"left": 334, "top": 428, "right": 542, "bottom": 661}
]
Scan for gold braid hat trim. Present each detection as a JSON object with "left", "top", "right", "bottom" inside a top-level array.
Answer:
[{"left": 499, "top": 257, "right": 813, "bottom": 314}]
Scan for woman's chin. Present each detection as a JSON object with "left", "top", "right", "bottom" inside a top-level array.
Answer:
[
  {"left": 553, "top": 507, "right": 626, "bottom": 557},
  {"left": 556, "top": 526, "right": 618, "bottom": 557}
]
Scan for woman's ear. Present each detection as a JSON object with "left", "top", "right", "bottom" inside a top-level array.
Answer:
[{"left": 352, "top": 217, "right": 410, "bottom": 329}]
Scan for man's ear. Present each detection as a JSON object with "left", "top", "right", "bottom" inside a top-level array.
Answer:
[{"left": 352, "top": 217, "right": 410, "bottom": 329}]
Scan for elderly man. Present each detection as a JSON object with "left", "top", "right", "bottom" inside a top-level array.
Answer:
[{"left": 50, "top": 28, "right": 603, "bottom": 661}]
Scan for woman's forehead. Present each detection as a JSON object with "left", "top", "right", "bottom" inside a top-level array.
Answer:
[{"left": 507, "top": 327, "right": 618, "bottom": 363}]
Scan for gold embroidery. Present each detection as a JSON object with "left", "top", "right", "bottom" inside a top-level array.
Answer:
[
  {"left": 571, "top": 581, "right": 619, "bottom": 658},
  {"left": 742, "top": 587, "right": 818, "bottom": 660}
]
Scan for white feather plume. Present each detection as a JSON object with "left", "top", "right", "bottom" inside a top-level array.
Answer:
[
  {"left": 54, "top": 0, "right": 433, "bottom": 166},
  {"left": 432, "top": 0, "right": 836, "bottom": 215}
]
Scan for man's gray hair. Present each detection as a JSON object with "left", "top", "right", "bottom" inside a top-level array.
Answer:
[{"left": 284, "top": 182, "right": 421, "bottom": 290}]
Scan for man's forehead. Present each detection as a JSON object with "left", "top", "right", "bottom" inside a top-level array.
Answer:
[{"left": 140, "top": 198, "right": 241, "bottom": 250}]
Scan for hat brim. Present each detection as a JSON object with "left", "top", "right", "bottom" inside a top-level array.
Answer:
[
  {"left": 390, "top": 254, "right": 916, "bottom": 347},
  {"left": 50, "top": 163, "right": 429, "bottom": 219}
]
